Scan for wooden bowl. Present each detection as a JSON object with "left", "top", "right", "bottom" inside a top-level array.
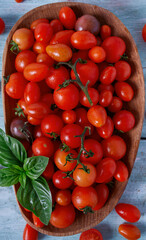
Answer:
[{"left": 2, "top": 1, "right": 145, "bottom": 237}]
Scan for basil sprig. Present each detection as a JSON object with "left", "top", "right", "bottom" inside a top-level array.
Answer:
[{"left": 0, "top": 128, "right": 52, "bottom": 225}]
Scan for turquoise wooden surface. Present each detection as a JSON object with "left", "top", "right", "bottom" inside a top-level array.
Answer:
[{"left": 0, "top": 0, "right": 145, "bottom": 239}]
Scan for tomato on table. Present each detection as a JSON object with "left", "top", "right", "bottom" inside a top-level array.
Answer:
[
  {"left": 12, "top": 28, "right": 34, "bottom": 51},
  {"left": 93, "top": 184, "right": 109, "bottom": 210},
  {"left": 32, "top": 136, "right": 54, "bottom": 157},
  {"left": 80, "top": 228, "right": 103, "bottom": 240},
  {"left": 55, "top": 189, "right": 72, "bottom": 206},
  {"left": 114, "top": 160, "right": 129, "bottom": 182},
  {"left": 54, "top": 148, "right": 77, "bottom": 171},
  {"left": 32, "top": 213, "right": 44, "bottom": 228},
  {"left": 24, "top": 63, "right": 49, "bottom": 82},
  {"left": 23, "top": 224, "right": 38, "bottom": 240},
  {"left": 115, "top": 203, "right": 141, "bottom": 222},
  {"left": 142, "top": 24, "right": 146, "bottom": 41},
  {"left": 0, "top": 17, "right": 5, "bottom": 34},
  {"left": 96, "top": 158, "right": 116, "bottom": 183},
  {"left": 118, "top": 224, "right": 141, "bottom": 239},
  {"left": 53, "top": 170, "right": 73, "bottom": 189},
  {"left": 59, "top": 6, "right": 76, "bottom": 29}
]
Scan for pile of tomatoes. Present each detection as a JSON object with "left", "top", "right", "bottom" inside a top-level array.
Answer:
[{"left": 5, "top": 5, "right": 138, "bottom": 236}]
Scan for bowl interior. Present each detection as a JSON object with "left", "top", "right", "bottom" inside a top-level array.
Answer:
[{"left": 2, "top": 1, "right": 145, "bottom": 236}]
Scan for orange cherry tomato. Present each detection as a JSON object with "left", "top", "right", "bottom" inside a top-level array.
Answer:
[
  {"left": 59, "top": 6, "right": 76, "bottom": 29},
  {"left": 88, "top": 46, "right": 106, "bottom": 63},
  {"left": 33, "top": 41, "right": 48, "bottom": 54},
  {"left": 56, "top": 190, "right": 72, "bottom": 206},
  {"left": 46, "top": 43, "right": 72, "bottom": 62},
  {"left": 118, "top": 224, "right": 141, "bottom": 239},
  {"left": 71, "top": 31, "right": 97, "bottom": 50},
  {"left": 30, "top": 18, "right": 49, "bottom": 31},
  {"left": 12, "top": 28, "right": 34, "bottom": 50}
]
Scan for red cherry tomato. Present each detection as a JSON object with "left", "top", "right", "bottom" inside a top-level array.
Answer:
[
  {"left": 34, "top": 23, "right": 53, "bottom": 43},
  {"left": 115, "top": 82, "right": 134, "bottom": 102},
  {"left": 100, "top": 66, "right": 116, "bottom": 85},
  {"left": 61, "top": 124, "right": 82, "bottom": 149},
  {"left": 53, "top": 170, "right": 73, "bottom": 189},
  {"left": 99, "top": 90, "right": 113, "bottom": 107},
  {"left": 27, "top": 115, "right": 42, "bottom": 126},
  {"left": 80, "top": 88, "right": 99, "bottom": 107},
  {"left": 72, "top": 50, "right": 89, "bottom": 63},
  {"left": 41, "top": 114, "right": 63, "bottom": 138},
  {"left": 30, "top": 18, "right": 49, "bottom": 31},
  {"left": 32, "top": 137, "right": 54, "bottom": 157},
  {"left": 24, "top": 63, "right": 49, "bottom": 82},
  {"left": 142, "top": 24, "right": 146, "bottom": 42},
  {"left": 96, "top": 158, "right": 116, "bottom": 183},
  {"left": 0, "top": 18, "right": 5, "bottom": 34},
  {"left": 50, "top": 30, "right": 74, "bottom": 47},
  {"left": 88, "top": 46, "right": 106, "bottom": 63},
  {"left": 71, "top": 31, "right": 97, "bottom": 50},
  {"left": 15, "top": 50, "right": 36, "bottom": 72},
  {"left": 114, "top": 160, "right": 129, "bottom": 182},
  {"left": 24, "top": 82, "right": 40, "bottom": 105},
  {"left": 42, "top": 160, "right": 54, "bottom": 180},
  {"left": 23, "top": 224, "right": 38, "bottom": 240},
  {"left": 87, "top": 105, "right": 107, "bottom": 128},
  {"left": 115, "top": 203, "right": 141, "bottom": 223},
  {"left": 80, "top": 229, "right": 103, "bottom": 240},
  {"left": 108, "top": 96, "right": 123, "bottom": 112},
  {"left": 59, "top": 6, "right": 76, "bottom": 29},
  {"left": 113, "top": 110, "right": 135, "bottom": 132},
  {"left": 33, "top": 125, "right": 44, "bottom": 138},
  {"left": 118, "top": 224, "right": 141, "bottom": 239},
  {"left": 36, "top": 53, "right": 54, "bottom": 67},
  {"left": 100, "top": 25, "right": 111, "bottom": 40},
  {"left": 55, "top": 190, "right": 72, "bottom": 206},
  {"left": 26, "top": 102, "right": 49, "bottom": 119},
  {"left": 115, "top": 61, "right": 131, "bottom": 81},
  {"left": 32, "top": 213, "right": 44, "bottom": 228},
  {"left": 97, "top": 83, "right": 114, "bottom": 94},
  {"left": 50, "top": 19, "right": 64, "bottom": 34},
  {"left": 93, "top": 184, "right": 109, "bottom": 210},
  {"left": 62, "top": 110, "right": 76, "bottom": 124},
  {"left": 17, "top": 98, "right": 28, "bottom": 115},
  {"left": 12, "top": 28, "right": 34, "bottom": 51},
  {"left": 96, "top": 116, "right": 114, "bottom": 139},
  {"left": 33, "top": 41, "right": 48, "bottom": 54}
]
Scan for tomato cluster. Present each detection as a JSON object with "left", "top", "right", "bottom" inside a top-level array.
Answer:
[{"left": 6, "top": 6, "right": 136, "bottom": 231}]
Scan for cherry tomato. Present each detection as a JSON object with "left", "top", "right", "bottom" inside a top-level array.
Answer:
[
  {"left": 0, "top": 18, "right": 5, "bottom": 34},
  {"left": 12, "top": 28, "right": 34, "bottom": 50},
  {"left": 72, "top": 50, "right": 89, "bottom": 63},
  {"left": 53, "top": 170, "right": 73, "bottom": 189},
  {"left": 34, "top": 23, "right": 53, "bottom": 43},
  {"left": 24, "top": 63, "right": 49, "bottom": 82},
  {"left": 36, "top": 53, "right": 54, "bottom": 67},
  {"left": 23, "top": 224, "right": 38, "bottom": 240},
  {"left": 80, "top": 229, "right": 103, "bottom": 240},
  {"left": 80, "top": 139, "right": 103, "bottom": 165},
  {"left": 115, "top": 61, "right": 131, "bottom": 81},
  {"left": 71, "top": 60, "right": 99, "bottom": 87},
  {"left": 100, "top": 25, "right": 111, "bottom": 40},
  {"left": 46, "top": 43, "right": 72, "bottom": 62},
  {"left": 142, "top": 24, "right": 146, "bottom": 41},
  {"left": 27, "top": 116, "right": 42, "bottom": 126},
  {"left": 59, "top": 6, "right": 76, "bottom": 29},
  {"left": 62, "top": 110, "right": 76, "bottom": 124},
  {"left": 93, "top": 184, "right": 109, "bottom": 210},
  {"left": 80, "top": 88, "right": 99, "bottom": 107},
  {"left": 108, "top": 96, "right": 123, "bottom": 112},
  {"left": 88, "top": 46, "right": 106, "bottom": 63},
  {"left": 71, "top": 31, "right": 97, "bottom": 50},
  {"left": 98, "top": 61, "right": 108, "bottom": 75},
  {"left": 54, "top": 148, "right": 77, "bottom": 171},
  {"left": 5, "top": 72, "right": 27, "bottom": 99},
  {"left": 115, "top": 82, "right": 134, "bottom": 102},
  {"left": 75, "top": 15, "right": 100, "bottom": 35},
  {"left": 32, "top": 137, "right": 54, "bottom": 157},
  {"left": 56, "top": 190, "right": 72, "bottom": 206},
  {"left": 100, "top": 66, "right": 116, "bottom": 85},
  {"left": 24, "top": 82, "right": 40, "bottom": 105},
  {"left": 50, "top": 30, "right": 74, "bottom": 46},
  {"left": 96, "top": 116, "right": 114, "bottom": 139},
  {"left": 30, "top": 18, "right": 49, "bottom": 31},
  {"left": 45, "top": 66, "right": 70, "bottom": 90},
  {"left": 50, "top": 19, "right": 64, "bottom": 34},
  {"left": 33, "top": 41, "right": 48, "bottom": 54},
  {"left": 54, "top": 84, "right": 79, "bottom": 110},
  {"left": 72, "top": 186, "right": 98, "bottom": 211},
  {"left": 15, "top": 0, "right": 23, "bottom": 3},
  {"left": 102, "top": 135, "right": 126, "bottom": 160},
  {"left": 114, "top": 160, "right": 129, "bottom": 182},
  {"left": 115, "top": 203, "right": 141, "bottom": 223},
  {"left": 97, "top": 83, "right": 114, "bottom": 94},
  {"left": 42, "top": 160, "right": 54, "bottom": 180},
  {"left": 118, "top": 224, "right": 141, "bottom": 239},
  {"left": 17, "top": 98, "right": 28, "bottom": 115},
  {"left": 99, "top": 90, "right": 113, "bottom": 107},
  {"left": 50, "top": 203, "right": 75, "bottom": 228},
  {"left": 33, "top": 125, "right": 44, "bottom": 138},
  {"left": 15, "top": 50, "right": 36, "bottom": 73},
  {"left": 73, "top": 163, "right": 97, "bottom": 187},
  {"left": 113, "top": 110, "right": 135, "bottom": 132},
  {"left": 26, "top": 102, "right": 49, "bottom": 119},
  {"left": 32, "top": 213, "right": 44, "bottom": 228},
  {"left": 96, "top": 158, "right": 116, "bottom": 183},
  {"left": 87, "top": 105, "right": 107, "bottom": 128},
  {"left": 102, "top": 36, "right": 126, "bottom": 63},
  {"left": 41, "top": 114, "right": 63, "bottom": 138}
]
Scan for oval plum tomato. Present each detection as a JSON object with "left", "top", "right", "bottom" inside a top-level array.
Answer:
[
  {"left": 46, "top": 43, "right": 72, "bottom": 62},
  {"left": 12, "top": 28, "right": 34, "bottom": 51},
  {"left": 32, "top": 137, "right": 54, "bottom": 157},
  {"left": 113, "top": 110, "right": 135, "bottom": 132},
  {"left": 54, "top": 84, "right": 79, "bottom": 110},
  {"left": 96, "top": 158, "right": 116, "bottom": 183},
  {"left": 62, "top": 110, "right": 76, "bottom": 124},
  {"left": 50, "top": 203, "right": 75, "bottom": 228},
  {"left": 80, "top": 139, "right": 103, "bottom": 165},
  {"left": 80, "top": 88, "right": 99, "bottom": 107},
  {"left": 108, "top": 96, "right": 123, "bottom": 112},
  {"left": 41, "top": 114, "right": 63, "bottom": 138},
  {"left": 56, "top": 190, "right": 72, "bottom": 206},
  {"left": 54, "top": 148, "right": 77, "bottom": 171},
  {"left": 23, "top": 224, "right": 38, "bottom": 240},
  {"left": 72, "top": 186, "right": 98, "bottom": 212},
  {"left": 114, "top": 160, "right": 129, "bottom": 182},
  {"left": 30, "top": 18, "right": 49, "bottom": 31},
  {"left": 34, "top": 23, "right": 53, "bottom": 43},
  {"left": 93, "top": 184, "right": 109, "bottom": 210},
  {"left": 118, "top": 224, "right": 141, "bottom": 239},
  {"left": 59, "top": 6, "right": 76, "bottom": 29},
  {"left": 88, "top": 46, "right": 106, "bottom": 63},
  {"left": 142, "top": 24, "right": 146, "bottom": 41},
  {"left": 45, "top": 66, "right": 70, "bottom": 90},
  {"left": 42, "top": 160, "right": 54, "bottom": 180},
  {"left": 15, "top": 50, "right": 36, "bottom": 72},
  {"left": 100, "top": 25, "right": 111, "bottom": 40},
  {"left": 87, "top": 105, "right": 107, "bottom": 128},
  {"left": 72, "top": 50, "right": 89, "bottom": 63},
  {"left": 24, "top": 63, "right": 49, "bottom": 82},
  {"left": 32, "top": 213, "right": 44, "bottom": 228},
  {"left": 26, "top": 102, "right": 49, "bottom": 119},
  {"left": 27, "top": 116, "right": 42, "bottom": 126},
  {"left": 73, "top": 163, "right": 97, "bottom": 187},
  {"left": 33, "top": 41, "right": 48, "bottom": 54},
  {"left": 50, "top": 30, "right": 74, "bottom": 47},
  {"left": 17, "top": 98, "right": 28, "bottom": 115},
  {"left": 80, "top": 229, "right": 103, "bottom": 240},
  {"left": 60, "top": 124, "right": 82, "bottom": 149},
  {"left": 50, "top": 19, "right": 64, "bottom": 34},
  {"left": 53, "top": 170, "right": 73, "bottom": 189},
  {"left": 98, "top": 83, "right": 114, "bottom": 94},
  {"left": 0, "top": 18, "right": 5, "bottom": 34},
  {"left": 115, "top": 82, "right": 134, "bottom": 102},
  {"left": 102, "top": 135, "right": 126, "bottom": 160},
  {"left": 24, "top": 82, "right": 40, "bottom": 105},
  {"left": 71, "top": 60, "right": 99, "bottom": 87},
  {"left": 71, "top": 31, "right": 97, "bottom": 50},
  {"left": 102, "top": 36, "right": 126, "bottom": 63},
  {"left": 115, "top": 61, "right": 131, "bottom": 81},
  {"left": 115, "top": 203, "right": 141, "bottom": 223},
  {"left": 100, "top": 66, "right": 116, "bottom": 85},
  {"left": 36, "top": 53, "right": 54, "bottom": 67},
  {"left": 96, "top": 116, "right": 114, "bottom": 139},
  {"left": 5, "top": 72, "right": 27, "bottom": 99},
  {"left": 33, "top": 125, "right": 44, "bottom": 138},
  {"left": 99, "top": 90, "right": 113, "bottom": 107}
]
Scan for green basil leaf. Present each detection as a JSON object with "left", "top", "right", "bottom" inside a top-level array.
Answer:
[
  {"left": 23, "top": 156, "right": 49, "bottom": 180},
  {"left": 19, "top": 172, "right": 27, "bottom": 188},
  {"left": 0, "top": 167, "right": 20, "bottom": 187},
  {"left": 0, "top": 129, "right": 27, "bottom": 167},
  {"left": 17, "top": 177, "right": 52, "bottom": 225}
]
